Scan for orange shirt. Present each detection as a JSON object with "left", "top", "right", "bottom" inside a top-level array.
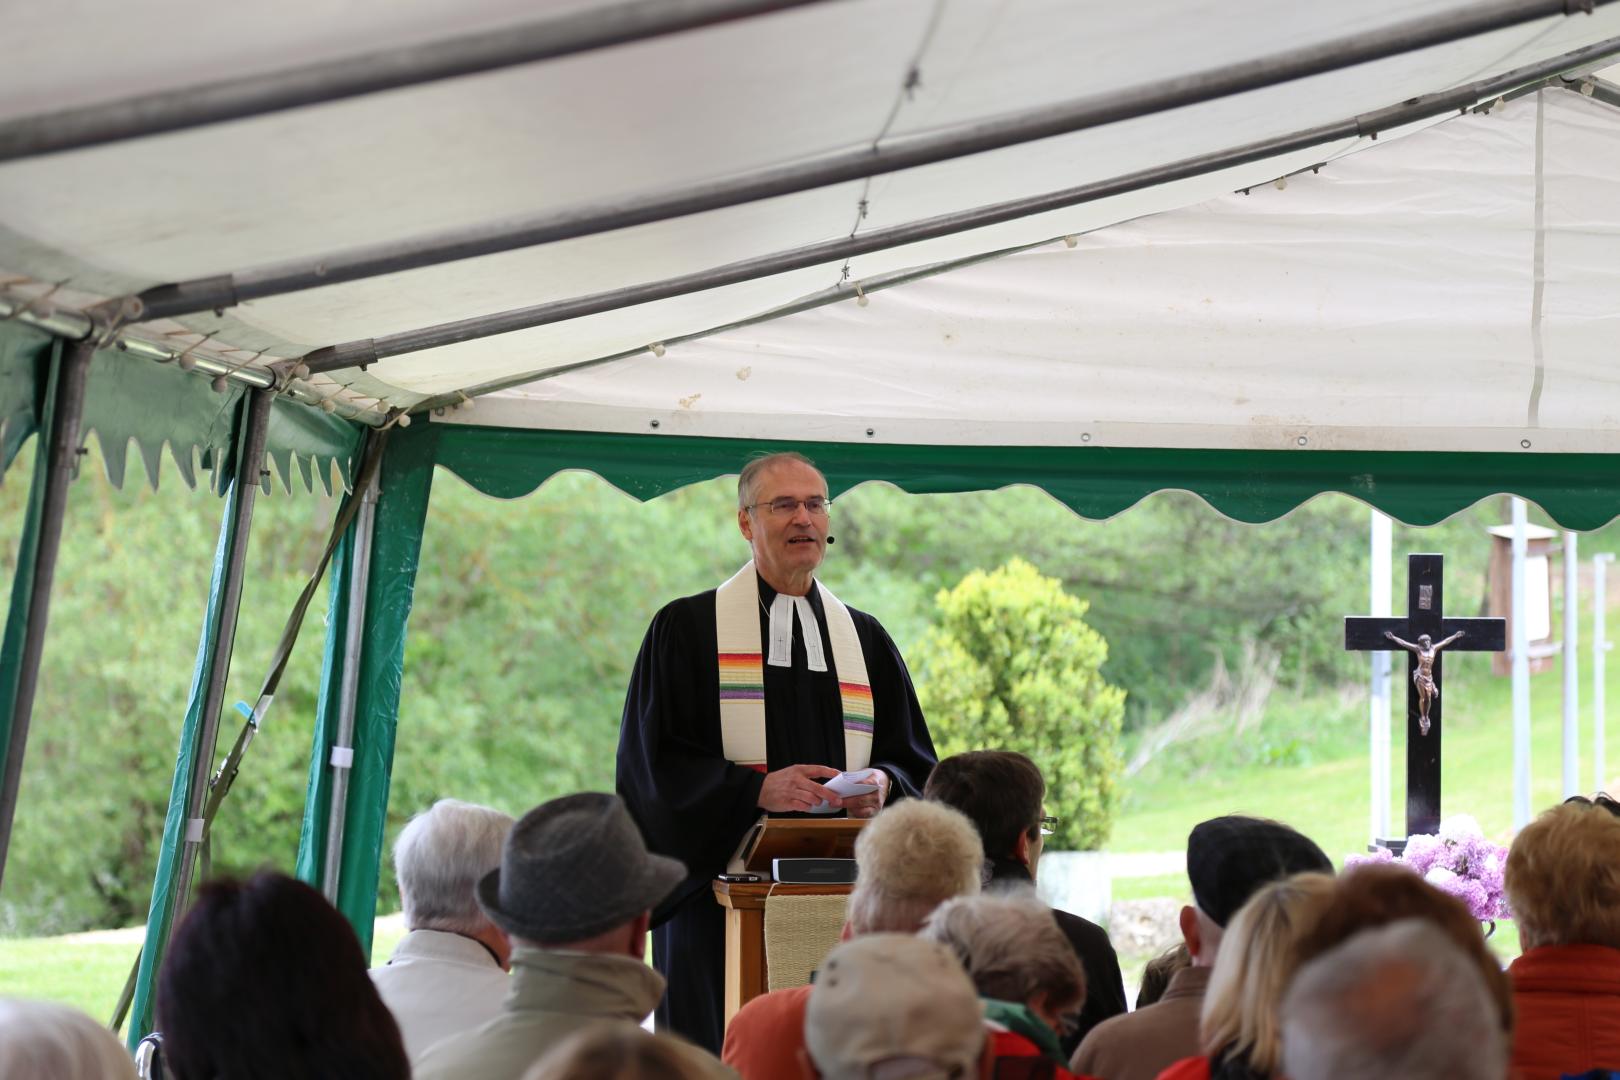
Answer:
[{"left": 721, "top": 985, "right": 815, "bottom": 1080}]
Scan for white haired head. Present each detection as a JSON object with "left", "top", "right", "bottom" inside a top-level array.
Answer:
[
  {"left": 0, "top": 998, "right": 136, "bottom": 1080},
  {"left": 394, "top": 799, "right": 513, "bottom": 934},
  {"left": 1280, "top": 919, "right": 1505, "bottom": 1080}
]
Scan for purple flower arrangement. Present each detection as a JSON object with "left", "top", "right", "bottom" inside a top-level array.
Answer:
[{"left": 1347, "top": 814, "right": 1511, "bottom": 923}]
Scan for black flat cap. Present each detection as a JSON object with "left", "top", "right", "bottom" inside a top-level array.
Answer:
[{"left": 1187, "top": 815, "right": 1332, "bottom": 927}]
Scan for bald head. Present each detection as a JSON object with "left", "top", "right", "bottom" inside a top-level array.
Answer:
[{"left": 1280, "top": 920, "right": 1504, "bottom": 1080}]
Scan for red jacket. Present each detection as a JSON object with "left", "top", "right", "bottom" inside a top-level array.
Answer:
[
  {"left": 1154, "top": 1057, "right": 1210, "bottom": 1080},
  {"left": 1508, "top": 944, "right": 1620, "bottom": 1080}
]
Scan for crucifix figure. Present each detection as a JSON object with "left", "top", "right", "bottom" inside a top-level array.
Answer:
[
  {"left": 1346, "top": 554, "right": 1505, "bottom": 839},
  {"left": 1383, "top": 629, "right": 1466, "bottom": 736}
]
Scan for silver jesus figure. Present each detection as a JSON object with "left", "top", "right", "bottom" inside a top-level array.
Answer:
[{"left": 1384, "top": 630, "right": 1466, "bottom": 736}]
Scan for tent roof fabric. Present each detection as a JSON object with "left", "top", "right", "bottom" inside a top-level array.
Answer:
[
  {"left": 460, "top": 89, "right": 1620, "bottom": 456},
  {"left": 3, "top": 3, "right": 1619, "bottom": 410},
  {"left": 3, "top": 2, "right": 1620, "bottom": 518}
]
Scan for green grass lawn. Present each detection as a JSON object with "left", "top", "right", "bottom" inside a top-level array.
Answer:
[
  {"left": 1113, "top": 646, "right": 1605, "bottom": 861},
  {"left": 0, "top": 916, "right": 410, "bottom": 1035}
]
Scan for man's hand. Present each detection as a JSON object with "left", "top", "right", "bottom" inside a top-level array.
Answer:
[
  {"left": 758, "top": 764, "right": 844, "bottom": 813},
  {"left": 842, "top": 769, "right": 889, "bottom": 820}
]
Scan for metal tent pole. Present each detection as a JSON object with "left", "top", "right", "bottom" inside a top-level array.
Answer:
[
  {"left": 1596, "top": 553, "right": 1614, "bottom": 792},
  {"left": 166, "top": 389, "right": 274, "bottom": 914},
  {"left": 321, "top": 466, "right": 380, "bottom": 903},
  {"left": 300, "top": 37, "right": 1620, "bottom": 377},
  {"left": 0, "top": 339, "right": 93, "bottom": 891},
  {"left": 1563, "top": 531, "right": 1580, "bottom": 797},
  {"left": 0, "top": 0, "right": 832, "bottom": 163},
  {"left": 1512, "top": 499, "right": 1533, "bottom": 828},
  {"left": 1369, "top": 510, "right": 1393, "bottom": 844},
  {"left": 132, "top": 10, "right": 1620, "bottom": 322}
]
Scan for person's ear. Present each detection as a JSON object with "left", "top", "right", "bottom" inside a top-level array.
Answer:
[
  {"left": 738, "top": 506, "right": 754, "bottom": 542},
  {"left": 1013, "top": 828, "right": 1033, "bottom": 868},
  {"left": 839, "top": 920, "right": 854, "bottom": 942},
  {"left": 1178, "top": 905, "right": 1201, "bottom": 959}
]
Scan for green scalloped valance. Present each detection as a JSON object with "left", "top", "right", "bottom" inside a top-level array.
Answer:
[
  {"left": 422, "top": 422, "right": 1620, "bottom": 530},
  {"left": 0, "top": 322, "right": 360, "bottom": 495}
]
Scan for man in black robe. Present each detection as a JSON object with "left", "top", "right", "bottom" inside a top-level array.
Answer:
[{"left": 615, "top": 452, "right": 938, "bottom": 1054}]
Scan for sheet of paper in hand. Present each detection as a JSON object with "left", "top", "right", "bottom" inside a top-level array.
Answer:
[{"left": 808, "top": 770, "right": 879, "bottom": 814}]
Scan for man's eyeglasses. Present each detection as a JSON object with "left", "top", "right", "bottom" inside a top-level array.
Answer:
[
  {"left": 1038, "top": 815, "right": 1059, "bottom": 837},
  {"left": 747, "top": 496, "right": 831, "bottom": 516}
]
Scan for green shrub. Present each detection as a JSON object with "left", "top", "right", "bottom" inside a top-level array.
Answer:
[{"left": 916, "top": 559, "right": 1126, "bottom": 850}]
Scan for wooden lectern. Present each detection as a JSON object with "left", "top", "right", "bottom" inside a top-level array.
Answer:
[{"left": 711, "top": 818, "right": 864, "bottom": 1022}]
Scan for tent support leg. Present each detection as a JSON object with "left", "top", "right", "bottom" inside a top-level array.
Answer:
[
  {"left": 0, "top": 337, "right": 92, "bottom": 892},
  {"left": 295, "top": 426, "right": 436, "bottom": 956},
  {"left": 127, "top": 388, "right": 273, "bottom": 1048},
  {"left": 322, "top": 463, "right": 381, "bottom": 904}
]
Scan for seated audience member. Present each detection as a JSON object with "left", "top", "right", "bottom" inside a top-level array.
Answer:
[
  {"left": 1070, "top": 816, "right": 1330, "bottom": 1080},
  {"left": 1157, "top": 872, "right": 1335, "bottom": 1080},
  {"left": 1280, "top": 920, "right": 1506, "bottom": 1080},
  {"left": 1291, "top": 861, "right": 1513, "bottom": 1033},
  {"left": 926, "top": 750, "right": 1127, "bottom": 1051},
  {"left": 721, "top": 798, "right": 983, "bottom": 1080},
  {"left": 804, "top": 934, "right": 987, "bottom": 1080},
  {"left": 523, "top": 1025, "right": 726, "bottom": 1080},
  {"left": 0, "top": 997, "right": 137, "bottom": 1080},
  {"left": 372, "top": 798, "right": 515, "bottom": 1059},
  {"left": 922, "top": 893, "right": 1090, "bottom": 1075},
  {"left": 1136, "top": 944, "right": 1190, "bottom": 1009},
  {"left": 1503, "top": 798, "right": 1620, "bottom": 1079},
  {"left": 416, "top": 793, "right": 729, "bottom": 1080},
  {"left": 156, "top": 871, "right": 409, "bottom": 1080}
]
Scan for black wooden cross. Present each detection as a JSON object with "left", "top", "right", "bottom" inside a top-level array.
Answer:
[{"left": 1345, "top": 553, "right": 1504, "bottom": 841}]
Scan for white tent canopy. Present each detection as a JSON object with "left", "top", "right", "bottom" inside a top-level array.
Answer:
[
  {"left": 2, "top": 0, "right": 1620, "bottom": 446},
  {"left": 464, "top": 88, "right": 1620, "bottom": 454}
]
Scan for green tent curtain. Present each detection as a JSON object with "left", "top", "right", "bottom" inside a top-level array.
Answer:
[{"left": 0, "top": 338, "right": 63, "bottom": 846}]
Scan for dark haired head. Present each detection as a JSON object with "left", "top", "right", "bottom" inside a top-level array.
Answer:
[
  {"left": 1563, "top": 791, "right": 1620, "bottom": 818},
  {"left": 924, "top": 750, "right": 1045, "bottom": 859},
  {"left": 156, "top": 871, "right": 408, "bottom": 1080}
]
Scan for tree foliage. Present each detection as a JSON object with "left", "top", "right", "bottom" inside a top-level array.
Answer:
[
  {"left": 915, "top": 558, "right": 1126, "bottom": 851},
  {"left": 0, "top": 432, "right": 1550, "bottom": 935}
]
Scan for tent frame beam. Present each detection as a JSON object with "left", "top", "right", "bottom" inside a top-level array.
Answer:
[
  {"left": 303, "top": 36, "right": 1620, "bottom": 378},
  {"left": 0, "top": 338, "right": 93, "bottom": 890},
  {"left": 132, "top": 0, "right": 1619, "bottom": 323},
  {"left": 0, "top": 0, "right": 833, "bottom": 164}
]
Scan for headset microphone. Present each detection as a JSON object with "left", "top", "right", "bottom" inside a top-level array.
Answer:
[{"left": 826, "top": 536, "right": 836, "bottom": 544}]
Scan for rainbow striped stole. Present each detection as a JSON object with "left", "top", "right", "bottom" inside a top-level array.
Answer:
[{"left": 714, "top": 561, "right": 873, "bottom": 773}]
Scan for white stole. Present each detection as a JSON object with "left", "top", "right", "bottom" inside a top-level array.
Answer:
[{"left": 714, "top": 561, "right": 873, "bottom": 772}]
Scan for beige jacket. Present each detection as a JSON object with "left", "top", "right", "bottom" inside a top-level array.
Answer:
[
  {"left": 1070, "top": 965, "right": 1212, "bottom": 1080},
  {"left": 370, "top": 929, "right": 510, "bottom": 1061},
  {"left": 414, "top": 945, "right": 730, "bottom": 1080}
]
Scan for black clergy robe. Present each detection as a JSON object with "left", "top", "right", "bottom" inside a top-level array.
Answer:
[{"left": 615, "top": 573, "right": 938, "bottom": 1053}]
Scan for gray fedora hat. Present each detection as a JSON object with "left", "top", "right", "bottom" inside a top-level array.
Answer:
[{"left": 476, "top": 792, "right": 685, "bottom": 944}]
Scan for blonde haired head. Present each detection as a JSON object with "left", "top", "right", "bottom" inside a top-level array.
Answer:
[
  {"left": 1199, "top": 871, "right": 1337, "bottom": 1073},
  {"left": 847, "top": 798, "right": 983, "bottom": 934},
  {"left": 1506, "top": 799, "right": 1620, "bottom": 949},
  {"left": 522, "top": 1024, "right": 720, "bottom": 1080}
]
